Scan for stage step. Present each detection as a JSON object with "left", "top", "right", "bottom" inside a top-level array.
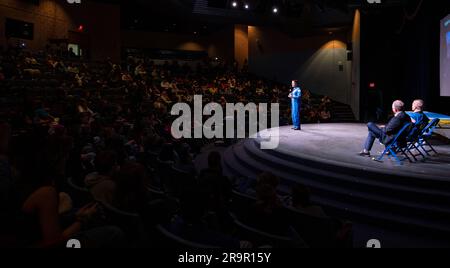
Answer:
[
  {"left": 330, "top": 102, "right": 357, "bottom": 122},
  {"left": 235, "top": 141, "right": 450, "bottom": 216},
  {"left": 243, "top": 139, "right": 450, "bottom": 202},
  {"left": 248, "top": 139, "right": 450, "bottom": 192},
  {"left": 222, "top": 139, "right": 450, "bottom": 235}
]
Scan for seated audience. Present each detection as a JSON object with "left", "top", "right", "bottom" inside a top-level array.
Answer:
[
  {"left": 173, "top": 144, "right": 196, "bottom": 175},
  {"left": 198, "top": 152, "right": 234, "bottom": 231},
  {"left": 169, "top": 187, "right": 243, "bottom": 248},
  {"left": 0, "top": 48, "right": 350, "bottom": 248},
  {"left": 291, "top": 184, "right": 327, "bottom": 218},
  {"left": 319, "top": 106, "right": 331, "bottom": 123},
  {"left": 11, "top": 137, "right": 111, "bottom": 247},
  {"left": 198, "top": 152, "right": 232, "bottom": 205},
  {"left": 244, "top": 182, "right": 291, "bottom": 236},
  {"left": 111, "top": 163, "right": 149, "bottom": 213},
  {"left": 85, "top": 151, "right": 118, "bottom": 204}
]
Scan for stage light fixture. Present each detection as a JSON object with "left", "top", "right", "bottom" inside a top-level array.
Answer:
[
  {"left": 232, "top": 1, "right": 238, "bottom": 8},
  {"left": 244, "top": 4, "right": 249, "bottom": 9},
  {"left": 273, "top": 7, "right": 278, "bottom": 14}
]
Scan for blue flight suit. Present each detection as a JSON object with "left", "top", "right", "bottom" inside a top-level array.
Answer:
[
  {"left": 409, "top": 111, "right": 430, "bottom": 127},
  {"left": 291, "top": 87, "right": 302, "bottom": 129}
]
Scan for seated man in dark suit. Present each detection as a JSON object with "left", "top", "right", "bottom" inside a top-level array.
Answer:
[
  {"left": 409, "top": 99, "right": 430, "bottom": 128},
  {"left": 359, "top": 100, "right": 412, "bottom": 157}
]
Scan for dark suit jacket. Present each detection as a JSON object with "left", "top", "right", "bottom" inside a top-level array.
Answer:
[{"left": 382, "top": 111, "right": 412, "bottom": 145}]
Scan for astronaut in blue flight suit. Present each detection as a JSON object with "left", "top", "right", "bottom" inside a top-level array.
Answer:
[{"left": 289, "top": 80, "right": 302, "bottom": 130}]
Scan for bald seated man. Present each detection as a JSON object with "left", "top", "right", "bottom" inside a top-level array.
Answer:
[
  {"left": 359, "top": 100, "right": 411, "bottom": 157},
  {"left": 409, "top": 99, "right": 429, "bottom": 127}
]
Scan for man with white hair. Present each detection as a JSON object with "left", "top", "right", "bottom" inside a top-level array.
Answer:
[
  {"left": 359, "top": 100, "right": 411, "bottom": 157},
  {"left": 409, "top": 99, "right": 430, "bottom": 127}
]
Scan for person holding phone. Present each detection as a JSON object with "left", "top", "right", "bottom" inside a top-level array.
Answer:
[{"left": 11, "top": 136, "right": 121, "bottom": 248}]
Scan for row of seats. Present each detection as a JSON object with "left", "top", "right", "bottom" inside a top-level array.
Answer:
[{"left": 65, "top": 163, "right": 351, "bottom": 248}]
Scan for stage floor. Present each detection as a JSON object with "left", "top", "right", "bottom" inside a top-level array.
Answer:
[{"left": 256, "top": 124, "right": 450, "bottom": 180}]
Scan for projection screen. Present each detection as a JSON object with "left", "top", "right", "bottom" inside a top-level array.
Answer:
[{"left": 441, "top": 14, "right": 450, "bottom": 97}]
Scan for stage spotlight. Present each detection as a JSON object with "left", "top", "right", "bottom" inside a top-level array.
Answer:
[
  {"left": 232, "top": 1, "right": 238, "bottom": 8},
  {"left": 244, "top": 4, "right": 249, "bottom": 9},
  {"left": 273, "top": 7, "right": 278, "bottom": 14}
]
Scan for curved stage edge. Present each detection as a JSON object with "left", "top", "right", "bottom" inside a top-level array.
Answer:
[{"left": 222, "top": 124, "right": 450, "bottom": 235}]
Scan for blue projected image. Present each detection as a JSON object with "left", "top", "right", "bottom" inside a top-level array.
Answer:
[
  {"left": 446, "top": 19, "right": 450, "bottom": 27},
  {"left": 447, "top": 31, "right": 450, "bottom": 59},
  {"left": 442, "top": 15, "right": 450, "bottom": 96}
]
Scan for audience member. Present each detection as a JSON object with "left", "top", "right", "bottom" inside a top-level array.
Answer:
[
  {"left": 85, "top": 151, "right": 118, "bottom": 204},
  {"left": 244, "top": 183, "right": 292, "bottom": 236},
  {"left": 291, "top": 184, "right": 327, "bottom": 218}
]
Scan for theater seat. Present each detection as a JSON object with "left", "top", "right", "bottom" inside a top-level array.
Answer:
[
  {"left": 231, "top": 214, "right": 308, "bottom": 248},
  {"left": 285, "top": 207, "right": 342, "bottom": 248},
  {"left": 154, "top": 224, "right": 220, "bottom": 249},
  {"left": 65, "top": 177, "right": 93, "bottom": 209},
  {"left": 229, "top": 190, "right": 257, "bottom": 218},
  {"left": 97, "top": 201, "right": 147, "bottom": 247}
]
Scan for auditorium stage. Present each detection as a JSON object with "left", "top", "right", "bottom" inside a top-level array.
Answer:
[
  {"left": 222, "top": 124, "right": 450, "bottom": 236},
  {"left": 255, "top": 124, "right": 450, "bottom": 180}
]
